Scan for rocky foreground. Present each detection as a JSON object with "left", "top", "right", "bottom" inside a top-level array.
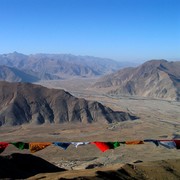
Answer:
[
  {"left": 0, "top": 153, "right": 180, "bottom": 179},
  {"left": 30, "top": 158, "right": 180, "bottom": 180}
]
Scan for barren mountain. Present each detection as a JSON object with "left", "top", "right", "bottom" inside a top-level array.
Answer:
[
  {"left": 0, "top": 81, "right": 137, "bottom": 126},
  {"left": 0, "top": 52, "right": 125, "bottom": 80},
  {"left": 93, "top": 60, "right": 180, "bottom": 101},
  {"left": 0, "top": 65, "right": 39, "bottom": 82}
]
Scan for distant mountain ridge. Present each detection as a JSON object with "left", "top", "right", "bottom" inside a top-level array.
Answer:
[
  {"left": 0, "top": 81, "right": 137, "bottom": 126},
  {"left": 0, "top": 65, "right": 39, "bottom": 82},
  {"left": 0, "top": 52, "right": 128, "bottom": 81},
  {"left": 93, "top": 60, "right": 180, "bottom": 101}
]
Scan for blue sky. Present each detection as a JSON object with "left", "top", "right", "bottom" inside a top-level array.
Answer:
[{"left": 0, "top": 0, "right": 179, "bottom": 61}]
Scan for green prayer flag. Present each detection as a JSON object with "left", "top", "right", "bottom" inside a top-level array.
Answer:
[
  {"left": 108, "top": 142, "right": 120, "bottom": 149},
  {"left": 112, "top": 142, "right": 120, "bottom": 148},
  {"left": 11, "top": 142, "right": 29, "bottom": 150}
]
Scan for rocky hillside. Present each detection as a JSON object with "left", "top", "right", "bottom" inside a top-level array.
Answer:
[
  {"left": 93, "top": 60, "right": 180, "bottom": 101},
  {"left": 30, "top": 159, "right": 180, "bottom": 180},
  {"left": 0, "top": 52, "right": 124, "bottom": 80},
  {"left": 1, "top": 154, "right": 180, "bottom": 180},
  {"left": 0, "top": 81, "right": 137, "bottom": 126}
]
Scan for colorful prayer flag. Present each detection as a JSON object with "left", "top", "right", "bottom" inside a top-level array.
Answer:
[
  {"left": 10, "top": 142, "right": 29, "bottom": 150},
  {"left": 71, "top": 142, "right": 90, "bottom": 148},
  {"left": 29, "top": 142, "right": 51, "bottom": 153},
  {"left": 126, "top": 140, "right": 144, "bottom": 145},
  {"left": 53, "top": 142, "right": 71, "bottom": 150},
  {"left": 173, "top": 140, "right": 180, "bottom": 149},
  {"left": 158, "top": 140, "right": 176, "bottom": 149},
  {"left": 0, "top": 142, "right": 9, "bottom": 153},
  {"left": 144, "top": 139, "right": 159, "bottom": 146},
  {"left": 107, "top": 142, "right": 120, "bottom": 149},
  {"left": 91, "top": 142, "right": 111, "bottom": 152}
]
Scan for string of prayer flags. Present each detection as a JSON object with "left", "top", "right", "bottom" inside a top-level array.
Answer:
[
  {"left": 10, "top": 142, "right": 29, "bottom": 150},
  {"left": 71, "top": 142, "right": 90, "bottom": 148},
  {"left": 0, "top": 142, "right": 9, "bottom": 153},
  {"left": 0, "top": 139, "right": 180, "bottom": 154},
  {"left": 29, "top": 142, "right": 52, "bottom": 153},
  {"left": 53, "top": 142, "right": 71, "bottom": 150},
  {"left": 125, "top": 140, "right": 144, "bottom": 145}
]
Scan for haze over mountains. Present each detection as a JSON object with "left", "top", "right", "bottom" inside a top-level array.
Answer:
[
  {"left": 0, "top": 52, "right": 130, "bottom": 81},
  {"left": 0, "top": 52, "right": 179, "bottom": 101},
  {"left": 0, "top": 81, "right": 137, "bottom": 126},
  {"left": 0, "top": 65, "right": 39, "bottom": 82},
  {"left": 93, "top": 60, "right": 180, "bottom": 101}
]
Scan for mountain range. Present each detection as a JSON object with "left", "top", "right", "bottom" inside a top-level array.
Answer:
[
  {"left": 0, "top": 65, "right": 39, "bottom": 82},
  {"left": 0, "top": 81, "right": 137, "bottom": 126},
  {"left": 0, "top": 52, "right": 131, "bottom": 81},
  {"left": 93, "top": 60, "right": 180, "bottom": 101}
]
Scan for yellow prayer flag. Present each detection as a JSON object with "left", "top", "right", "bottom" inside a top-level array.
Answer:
[
  {"left": 125, "top": 140, "right": 144, "bottom": 145},
  {"left": 29, "top": 142, "right": 51, "bottom": 153}
]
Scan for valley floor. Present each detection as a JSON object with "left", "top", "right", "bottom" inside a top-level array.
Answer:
[{"left": 1, "top": 78, "right": 180, "bottom": 179}]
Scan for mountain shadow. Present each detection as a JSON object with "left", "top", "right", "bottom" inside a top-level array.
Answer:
[{"left": 0, "top": 153, "right": 65, "bottom": 179}]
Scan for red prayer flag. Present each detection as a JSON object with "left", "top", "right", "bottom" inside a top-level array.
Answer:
[
  {"left": 173, "top": 140, "right": 180, "bottom": 149},
  {"left": 91, "top": 142, "right": 111, "bottom": 152},
  {"left": 0, "top": 142, "right": 9, "bottom": 153}
]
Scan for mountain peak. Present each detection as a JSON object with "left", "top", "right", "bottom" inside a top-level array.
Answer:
[
  {"left": 93, "top": 60, "right": 180, "bottom": 101},
  {"left": 0, "top": 81, "right": 137, "bottom": 126}
]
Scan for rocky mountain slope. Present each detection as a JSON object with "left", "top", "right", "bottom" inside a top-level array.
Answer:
[
  {"left": 0, "top": 81, "right": 137, "bottom": 126},
  {"left": 0, "top": 52, "right": 125, "bottom": 80},
  {"left": 93, "top": 60, "right": 180, "bottom": 101}
]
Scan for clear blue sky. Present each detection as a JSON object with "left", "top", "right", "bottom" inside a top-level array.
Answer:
[{"left": 0, "top": 0, "right": 179, "bottom": 61}]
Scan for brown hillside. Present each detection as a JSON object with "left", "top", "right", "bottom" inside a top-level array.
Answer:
[
  {"left": 29, "top": 158, "right": 180, "bottom": 180},
  {"left": 93, "top": 60, "right": 180, "bottom": 101},
  {"left": 0, "top": 81, "right": 137, "bottom": 126},
  {"left": 1, "top": 153, "right": 180, "bottom": 180}
]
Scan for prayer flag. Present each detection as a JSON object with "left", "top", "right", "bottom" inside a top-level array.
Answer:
[
  {"left": 29, "top": 142, "right": 51, "bottom": 153},
  {"left": 71, "top": 142, "right": 90, "bottom": 148},
  {"left": 91, "top": 142, "right": 111, "bottom": 152},
  {"left": 53, "top": 142, "right": 71, "bottom": 150},
  {"left": 107, "top": 142, "right": 120, "bottom": 149},
  {"left": 10, "top": 142, "right": 29, "bottom": 150},
  {"left": 144, "top": 139, "right": 159, "bottom": 146},
  {"left": 158, "top": 140, "right": 176, "bottom": 149},
  {"left": 126, "top": 140, "right": 144, "bottom": 145},
  {"left": 173, "top": 140, "right": 180, "bottom": 149},
  {"left": 0, "top": 142, "right": 9, "bottom": 153}
]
